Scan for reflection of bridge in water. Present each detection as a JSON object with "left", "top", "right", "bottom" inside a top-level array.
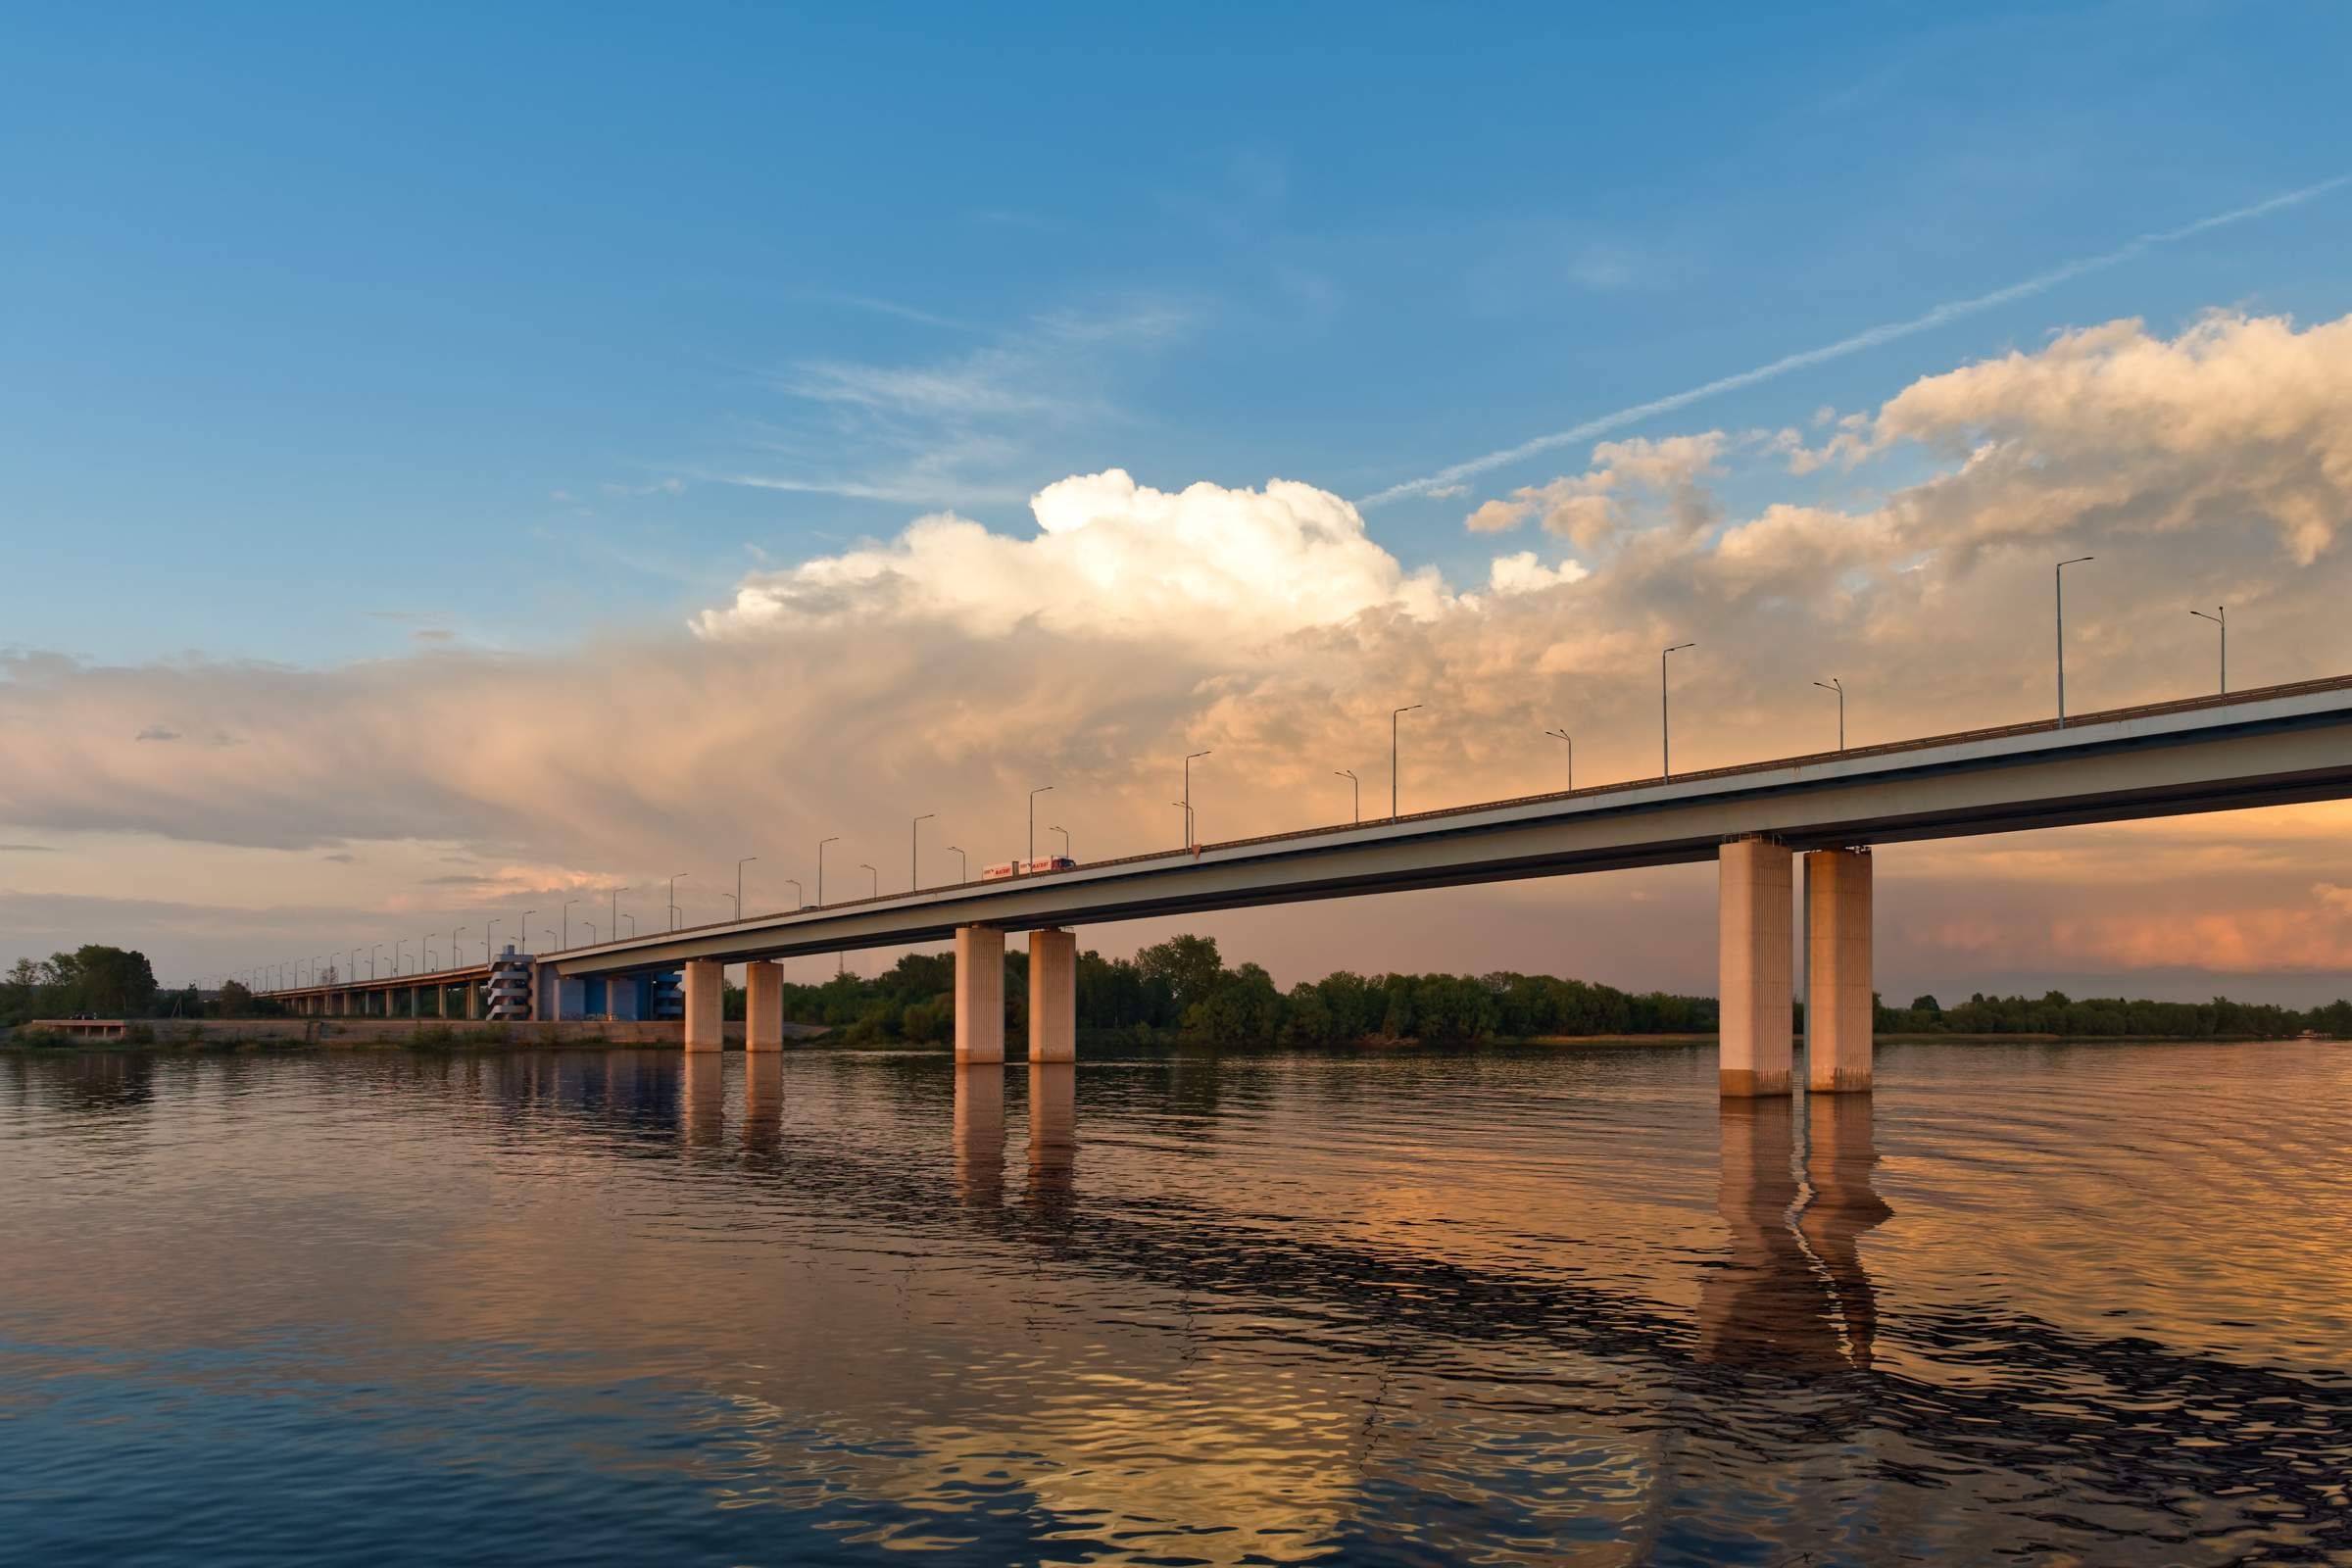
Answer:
[
  {"left": 651, "top": 1054, "right": 2352, "bottom": 1547},
  {"left": 13, "top": 1047, "right": 2348, "bottom": 1551}
]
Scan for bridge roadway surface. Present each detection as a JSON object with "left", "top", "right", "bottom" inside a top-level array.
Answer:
[
  {"left": 548, "top": 672, "right": 2352, "bottom": 979},
  {"left": 263, "top": 673, "right": 2352, "bottom": 996}
]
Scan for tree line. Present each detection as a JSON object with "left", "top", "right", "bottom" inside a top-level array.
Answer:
[
  {"left": 744, "top": 935, "right": 2350, "bottom": 1049},
  {"left": 9, "top": 938, "right": 2347, "bottom": 1045},
  {"left": 738, "top": 934, "right": 1720, "bottom": 1048}
]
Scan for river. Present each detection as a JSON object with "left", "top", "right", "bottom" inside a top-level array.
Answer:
[{"left": 2, "top": 1040, "right": 2346, "bottom": 1565}]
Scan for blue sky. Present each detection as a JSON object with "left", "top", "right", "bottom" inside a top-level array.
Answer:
[{"left": 6, "top": 2, "right": 2349, "bottom": 665}]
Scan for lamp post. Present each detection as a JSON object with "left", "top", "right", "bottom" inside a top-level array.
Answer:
[
  {"left": 1391, "top": 705, "right": 1423, "bottom": 818},
  {"left": 1336, "top": 769, "right": 1358, "bottom": 823},
  {"left": 666, "top": 872, "right": 687, "bottom": 931},
  {"left": 2056, "top": 556, "right": 2093, "bottom": 728},
  {"left": 563, "top": 899, "right": 579, "bottom": 949},
  {"left": 2189, "top": 606, "right": 2226, "bottom": 694},
  {"left": 785, "top": 878, "right": 804, "bottom": 909},
  {"left": 519, "top": 911, "right": 534, "bottom": 956},
  {"left": 622, "top": 913, "right": 636, "bottom": 937},
  {"left": 945, "top": 846, "right": 967, "bottom": 883},
  {"left": 1544, "top": 727, "right": 1574, "bottom": 789},
  {"left": 860, "top": 863, "right": 877, "bottom": 898},
  {"left": 611, "top": 886, "right": 624, "bottom": 941},
  {"left": 736, "top": 856, "right": 757, "bottom": 918},
  {"left": 583, "top": 922, "right": 596, "bottom": 946},
  {"left": 1049, "top": 825, "right": 1070, "bottom": 859},
  {"left": 1661, "top": 644, "right": 1694, "bottom": 778},
  {"left": 1183, "top": 752, "right": 1209, "bottom": 849},
  {"left": 542, "top": 929, "right": 557, "bottom": 951},
  {"left": 1029, "top": 786, "right": 1054, "bottom": 865},
  {"left": 817, "top": 838, "right": 838, "bottom": 905},
  {"left": 910, "top": 814, "right": 933, "bottom": 890},
  {"left": 452, "top": 928, "right": 466, "bottom": 972},
  {"left": 485, "top": 919, "right": 499, "bottom": 961},
  {"left": 397, "top": 940, "right": 411, "bottom": 975},
  {"left": 1812, "top": 678, "right": 1844, "bottom": 751}
]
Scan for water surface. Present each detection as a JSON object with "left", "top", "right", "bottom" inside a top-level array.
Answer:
[{"left": 2, "top": 1041, "right": 2347, "bottom": 1564}]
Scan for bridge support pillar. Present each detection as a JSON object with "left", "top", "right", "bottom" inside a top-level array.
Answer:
[
  {"left": 607, "top": 975, "right": 641, "bottom": 1022},
  {"left": 1805, "top": 848, "right": 1874, "bottom": 1093},
  {"left": 955, "top": 926, "right": 1004, "bottom": 1064},
  {"left": 745, "top": 960, "right": 783, "bottom": 1052},
  {"left": 465, "top": 983, "right": 479, "bottom": 1021},
  {"left": 1718, "top": 836, "right": 1793, "bottom": 1098},
  {"left": 682, "top": 959, "right": 723, "bottom": 1052},
  {"left": 1027, "top": 928, "right": 1077, "bottom": 1062}
]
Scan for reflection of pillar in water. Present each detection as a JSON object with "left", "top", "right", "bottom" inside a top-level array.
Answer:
[
  {"left": 953, "top": 1065, "right": 1004, "bottom": 1207},
  {"left": 1027, "top": 1061, "right": 1076, "bottom": 1203},
  {"left": 1696, "top": 1096, "right": 1845, "bottom": 1368},
  {"left": 682, "top": 1053, "right": 725, "bottom": 1149},
  {"left": 744, "top": 1053, "right": 784, "bottom": 1155},
  {"left": 1797, "top": 1091, "right": 1890, "bottom": 1369}
]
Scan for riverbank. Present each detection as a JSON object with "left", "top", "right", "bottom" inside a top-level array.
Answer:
[{"left": 2, "top": 1020, "right": 2334, "bottom": 1052}]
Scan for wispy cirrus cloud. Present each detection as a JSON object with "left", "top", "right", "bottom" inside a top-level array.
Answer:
[{"left": 709, "top": 294, "right": 1201, "bottom": 509}]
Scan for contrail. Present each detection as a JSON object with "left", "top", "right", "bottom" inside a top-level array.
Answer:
[{"left": 1359, "top": 174, "right": 2351, "bottom": 508}]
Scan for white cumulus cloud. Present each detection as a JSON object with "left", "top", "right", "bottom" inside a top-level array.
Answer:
[{"left": 694, "top": 468, "right": 1452, "bottom": 648}]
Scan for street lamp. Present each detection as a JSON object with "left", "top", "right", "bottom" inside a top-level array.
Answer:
[
  {"left": 1661, "top": 644, "right": 1694, "bottom": 779},
  {"left": 1336, "top": 769, "right": 1358, "bottom": 823},
  {"left": 2056, "top": 556, "right": 2094, "bottom": 728},
  {"left": 945, "top": 846, "right": 967, "bottom": 883},
  {"left": 611, "top": 886, "right": 625, "bottom": 941},
  {"left": 583, "top": 922, "right": 596, "bottom": 946},
  {"left": 667, "top": 872, "right": 687, "bottom": 931},
  {"left": 1029, "top": 786, "right": 1054, "bottom": 865},
  {"left": 621, "top": 913, "right": 636, "bottom": 937},
  {"left": 785, "top": 878, "right": 805, "bottom": 908},
  {"left": 2189, "top": 606, "right": 2226, "bottom": 694},
  {"left": 541, "top": 929, "right": 557, "bottom": 951},
  {"left": 452, "top": 927, "right": 466, "bottom": 971},
  {"left": 1183, "top": 752, "right": 1210, "bottom": 849},
  {"left": 860, "top": 862, "right": 878, "bottom": 898},
  {"left": 817, "top": 838, "right": 838, "bottom": 904},
  {"left": 1544, "top": 727, "right": 1574, "bottom": 789},
  {"left": 396, "top": 940, "right": 411, "bottom": 975},
  {"left": 1812, "top": 678, "right": 1844, "bottom": 752},
  {"left": 563, "top": 899, "right": 579, "bottom": 949},
  {"left": 485, "top": 919, "right": 499, "bottom": 961},
  {"left": 911, "top": 814, "right": 934, "bottom": 890},
  {"left": 1049, "top": 824, "right": 1070, "bottom": 859},
  {"left": 736, "top": 856, "right": 758, "bottom": 918},
  {"left": 1392, "top": 705, "right": 1422, "bottom": 818}
]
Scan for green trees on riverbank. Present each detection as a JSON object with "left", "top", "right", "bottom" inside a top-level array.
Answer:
[
  {"left": 744, "top": 933, "right": 1721, "bottom": 1047},
  {"left": 1876, "top": 990, "right": 2352, "bottom": 1039},
  {"left": 1, "top": 946, "right": 170, "bottom": 1026}
]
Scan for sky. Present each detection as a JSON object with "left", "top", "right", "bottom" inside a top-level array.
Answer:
[{"left": 5, "top": 2, "right": 2352, "bottom": 1002}]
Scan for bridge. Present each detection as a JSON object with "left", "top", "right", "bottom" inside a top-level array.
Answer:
[{"left": 264, "top": 673, "right": 2352, "bottom": 1095}]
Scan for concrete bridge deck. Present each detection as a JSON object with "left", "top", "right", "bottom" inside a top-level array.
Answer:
[
  {"left": 540, "top": 673, "right": 2352, "bottom": 970},
  {"left": 258, "top": 673, "right": 2352, "bottom": 1091}
]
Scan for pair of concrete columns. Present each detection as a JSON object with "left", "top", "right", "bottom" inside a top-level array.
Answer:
[
  {"left": 1719, "top": 838, "right": 1873, "bottom": 1097},
  {"left": 678, "top": 956, "right": 795, "bottom": 1052},
  {"left": 955, "top": 926, "right": 1076, "bottom": 1064}
]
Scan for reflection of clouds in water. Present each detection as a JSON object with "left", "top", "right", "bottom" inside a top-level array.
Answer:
[{"left": 7, "top": 1046, "right": 2351, "bottom": 1563}]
